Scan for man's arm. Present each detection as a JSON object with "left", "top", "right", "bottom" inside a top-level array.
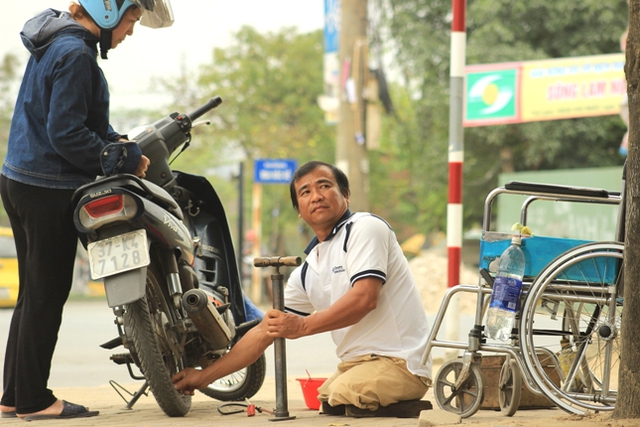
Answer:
[
  {"left": 173, "top": 277, "right": 382, "bottom": 393},
  {"left": 266, "top": 277, "right": 383, "bottom": 339},
  {"left": 172, "top": 317, "right": 274, "bottom": 394}
]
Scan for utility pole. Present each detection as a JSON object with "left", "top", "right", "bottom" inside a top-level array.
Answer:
[{"left": 336, "top": 0, "right": 369, "bottom": 211}]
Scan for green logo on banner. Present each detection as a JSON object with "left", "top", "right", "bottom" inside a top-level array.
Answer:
[{"left": 466, "top": 69, "right": 517, "bottom": 121}]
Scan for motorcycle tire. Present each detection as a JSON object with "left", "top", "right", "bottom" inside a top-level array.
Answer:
[
  {"left": 124, "top": 265, "right": 192, "bottom": 417},
  {"left": 199, "top": 353, "right": 267, "bottom": 401}
]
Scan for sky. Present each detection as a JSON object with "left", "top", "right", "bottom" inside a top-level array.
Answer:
[{"left": 2, "top": 1, "right": 325, "bottom": 109}]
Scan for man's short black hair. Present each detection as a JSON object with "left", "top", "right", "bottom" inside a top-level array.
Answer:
[{"left": 289, "top": 161, "right": 350, "bottom": 211}]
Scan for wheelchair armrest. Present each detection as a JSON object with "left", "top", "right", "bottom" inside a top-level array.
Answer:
[{"left": 504, "top": 181, "right": 610, "bottom": 199}]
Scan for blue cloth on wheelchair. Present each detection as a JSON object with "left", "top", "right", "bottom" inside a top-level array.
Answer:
[{"left": 479, "top": 233, "right": 614, "bottom": 281}]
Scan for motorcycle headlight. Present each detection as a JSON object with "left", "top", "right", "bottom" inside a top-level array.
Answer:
[{"left": 78, "top": 194, "right": 138, "bottom": 230}]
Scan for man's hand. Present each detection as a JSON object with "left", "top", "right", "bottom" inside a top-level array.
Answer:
[
  {"left": 172, "top": 367, "right": 207, "bottom": 395},
  {"left": 134, "top": 155, "right": 150, "bottom": 178},
  {"left": 265, "top": 309, "right": 306, "bottom": 339},
  {"left": 171, "top": 322, "right": 274, "bottom": 396}
]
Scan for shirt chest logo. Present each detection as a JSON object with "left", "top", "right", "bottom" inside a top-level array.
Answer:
[{"left": 332, "top": 265, "right": 345, "bottom": 274}]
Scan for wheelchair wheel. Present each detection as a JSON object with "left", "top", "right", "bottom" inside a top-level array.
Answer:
[
  {"left": 499, "top": 358, "right": 521, "bottom": 416},
  {"left": 519, "top": 242, "right": 622, "bottom": 414},
  {"left": 433, "top": 359, "right": 485, "bottom": 418}
]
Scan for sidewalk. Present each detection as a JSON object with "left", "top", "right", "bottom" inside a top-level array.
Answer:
[{"left": 0, "top": 376, "right": 577, "bottom": 427}]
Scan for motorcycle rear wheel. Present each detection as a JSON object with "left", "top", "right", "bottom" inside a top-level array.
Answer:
[
  {"left": 125, "top": 265, "right": 191, "bottom": 417},
  {"left": 199, "top": 353, "right": 266, "bottom": 401}
]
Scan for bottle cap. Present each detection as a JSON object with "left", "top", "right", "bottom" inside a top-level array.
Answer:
[{"left": 511, "top": 236, "right": 522, "bottom": 245}]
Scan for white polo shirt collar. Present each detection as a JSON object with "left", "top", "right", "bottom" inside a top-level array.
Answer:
[{"left": 303, "top": 209, "right": 354, "bottom": 255}]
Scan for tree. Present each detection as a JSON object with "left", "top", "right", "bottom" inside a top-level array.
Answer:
[
  {"left": 0, "top": 53, "right": 20, "bottom": 225},
  {"left": 614, "top": 0, "right": 640, "bottom": 419},
  {"left": 378, "top": 0, "right": 628, "bottom": 233},
  {"left": 162, "top": 27, "right": 335, "bottom": 255},
  {"left": 370, "top": 83, "right": 449, "bottom": 241},
  {"left": 0, "top": 53, "right": 19, "bottom": 158},
  {"left": 370, "top": 0, "right": 453, "bottom": 238}
]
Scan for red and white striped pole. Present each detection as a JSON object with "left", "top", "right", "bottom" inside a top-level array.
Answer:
[{"left": 446, "top": 0, "right": 466, "bottom": 351}]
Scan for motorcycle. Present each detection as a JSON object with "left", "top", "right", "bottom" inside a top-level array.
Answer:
[{"left": 72, "top": 97, "right": 266, "bottom": 417}]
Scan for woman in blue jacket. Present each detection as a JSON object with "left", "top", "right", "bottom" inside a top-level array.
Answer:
[{"left": 0, "top": 0, "right": 173, "bottom": 421}]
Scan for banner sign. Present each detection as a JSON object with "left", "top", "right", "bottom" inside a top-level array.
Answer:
[
  {"left": 464, "top": 53, "right": 625, "bottom": 127},
  {"left": 324, "top": 0, "right": 340, "bottom": 54},
  {"left": 322, "top": 0, "right": 341, "bottom": 124}
]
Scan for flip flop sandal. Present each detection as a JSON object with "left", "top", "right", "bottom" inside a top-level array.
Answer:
[{"left": 22, "top": 401, "right": 99, "bottom": 421}]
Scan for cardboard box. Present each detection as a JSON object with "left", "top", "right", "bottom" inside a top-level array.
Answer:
[{"left": 480, "top": 354, "right": 560, "bottom": 410}]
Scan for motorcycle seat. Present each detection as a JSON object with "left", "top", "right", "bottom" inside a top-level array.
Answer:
[{"left": 141, "top": 179, "right": 183, "bottom": 219}]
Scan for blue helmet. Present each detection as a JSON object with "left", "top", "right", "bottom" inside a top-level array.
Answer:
[
  {"left": 78, "top": 0, "right": 173, "bottom": 30},
  {"left": 77, "top": 0, "right": 173, "bottom": 58}
]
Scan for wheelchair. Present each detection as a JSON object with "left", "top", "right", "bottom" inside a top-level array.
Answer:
[{"left": 422, "top": 173, "right": 625, "bottom": 418}]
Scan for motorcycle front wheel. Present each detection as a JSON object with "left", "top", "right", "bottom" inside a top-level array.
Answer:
[
  {"left": 124, "top": 264, "right": 192, "bottom": 417},
  {"left": 199, "top": 353, "right": 266, "bottom": 401}
]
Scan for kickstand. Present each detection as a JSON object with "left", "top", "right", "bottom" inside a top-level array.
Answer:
[{"left": 109, "top": 380, "right": 149, "bottom": 410}]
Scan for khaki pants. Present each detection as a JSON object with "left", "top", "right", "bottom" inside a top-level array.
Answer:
[{"left": 317, "top": 354, "right": 431, "bottom": 410}]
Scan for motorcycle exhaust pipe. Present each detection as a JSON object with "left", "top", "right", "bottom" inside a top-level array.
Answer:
[{"left": 183, "top": 289, "right": 232, "bottom": 349}]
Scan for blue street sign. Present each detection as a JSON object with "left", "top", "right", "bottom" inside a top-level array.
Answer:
[{"left": 254, "top": 159, "right": 298, "bottom": 184}]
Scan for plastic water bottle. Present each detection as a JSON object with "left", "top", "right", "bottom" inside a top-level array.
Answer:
[{"left": 486, "top": 236, "right": 525, "bottom": 341}]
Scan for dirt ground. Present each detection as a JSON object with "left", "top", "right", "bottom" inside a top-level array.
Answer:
[
  {"left": 457, "top": 412, "right": 640, "bottom": 427},
  {"left": 409, "top": 246, "right": 479, "bottom": 314}
]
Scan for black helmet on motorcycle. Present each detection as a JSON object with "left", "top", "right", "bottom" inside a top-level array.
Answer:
[{"left": 78, "top": 0, "right": 174, "bottom": 59}]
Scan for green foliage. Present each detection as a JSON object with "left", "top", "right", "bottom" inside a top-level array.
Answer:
[
  {"left": 468, "top": 0, "right": 627, "bottom": 61},
  {"left": 161, "top": 27, "right": 335, "bottom": 255},
  {"left": 378, "top": 0, "right": 628, "bottom": 233},
  {"left": 0, "top": 53, "right": 20, "bottom": 225},
  {"left": 370, "top": 83, "right": 449, "bottom": 239},
  {"left": 195, "top": 26, "right": 333, "bottom": 160},
  {"left": 0, "top": 54, "right": 19, "bottom": 158}
]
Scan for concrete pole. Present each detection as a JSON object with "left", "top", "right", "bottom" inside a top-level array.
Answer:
[
  {"left": 336, "top": 0, "right": 369, "bottom": 211},
  {"left": 445, "top": 0, "right": 467, "bottom": 356}
]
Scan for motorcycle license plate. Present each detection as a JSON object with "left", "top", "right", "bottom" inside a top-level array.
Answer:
[{"left": 87, "top": 229, "right": 150, "bottom": 280}]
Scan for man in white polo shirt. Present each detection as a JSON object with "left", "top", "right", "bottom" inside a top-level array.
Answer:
[{"left": 172, "top": 161, "right": 432, "bottom": 418}]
